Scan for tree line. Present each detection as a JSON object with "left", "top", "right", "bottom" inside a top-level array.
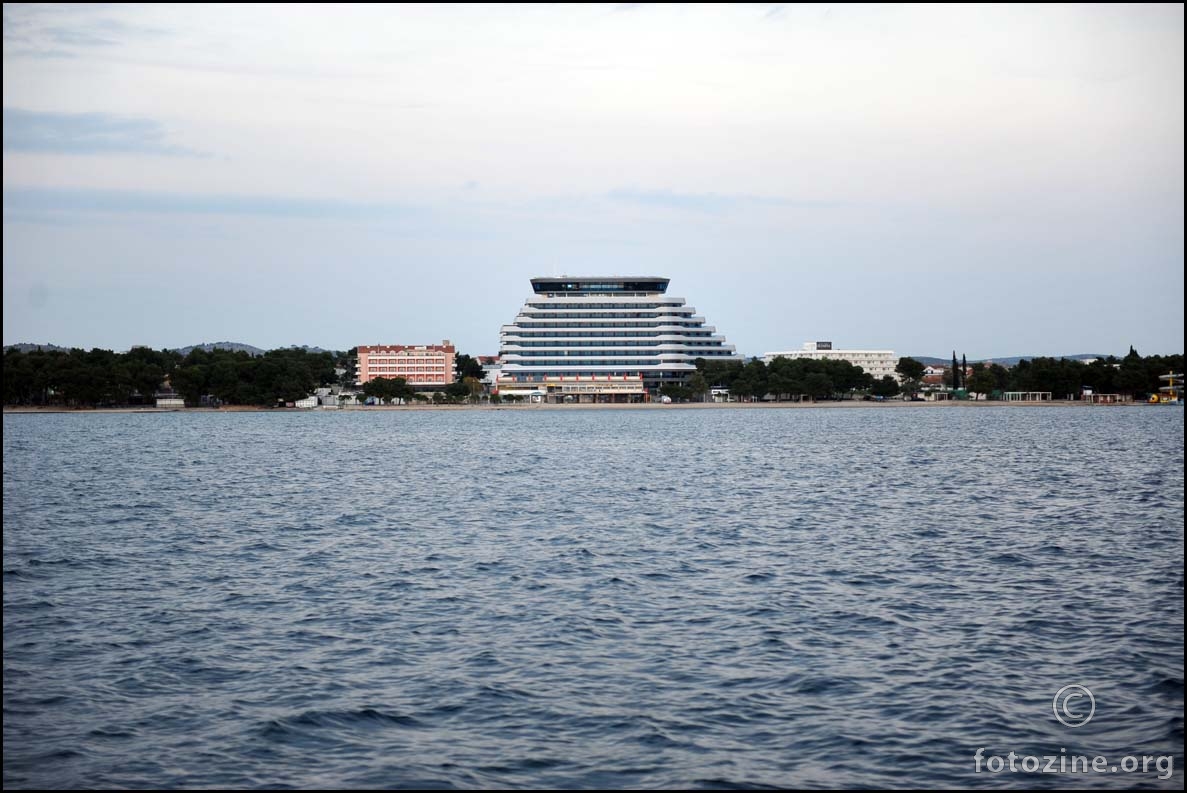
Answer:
[
  {"left": 692, "top": 356, "right": 897, "bottom": 401},
  {"left": 982, "top": 348, "right": 1183, "bottom": 398},
  {"left": 2, "top": 345, "right": 496, "bottom": 408},
  {"left": 3, "top": 346, "right": 345, "bottom": 407},
  {"left": 361, "top": 373, "right": 484, "bottom": 404},
  {"left": 692, "top": 347, "right": 1182, "bottom": 401},
  {"left": 5, "top": 344, "right": 1180, "bottom": 407}
]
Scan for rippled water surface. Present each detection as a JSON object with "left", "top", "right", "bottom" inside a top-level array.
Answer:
[{"left": 3, "top": 406, "right": 1183, "bottom": 788}]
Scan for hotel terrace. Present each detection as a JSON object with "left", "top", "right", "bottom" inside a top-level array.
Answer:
[{"left": 496, "top": 276, "right": 740, "bottom": 402}]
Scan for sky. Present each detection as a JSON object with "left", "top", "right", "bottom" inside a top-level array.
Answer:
[{"left": 3, "top": 3, "right": 1184, "bottom": 359}]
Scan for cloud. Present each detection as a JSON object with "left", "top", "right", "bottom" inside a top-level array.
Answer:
[
  {"left": 3, "top": 108, "right": 209, "bottom": 157},
  {"left": 606, "top": 188, "right": 838, "bottom": 213},
  {"left": 3, "top": 186, "right": 410, "bottom": 221},
  {"left": 3, "top": 6, "right": 168, "bottom": 58}
]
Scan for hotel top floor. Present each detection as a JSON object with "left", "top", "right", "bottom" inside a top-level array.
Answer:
[
  {"left": 357, "top": 342, "right": 456, "bottom": 356},
  {"left": 530, "top": 277, "right": 670, "bottom": 296}
]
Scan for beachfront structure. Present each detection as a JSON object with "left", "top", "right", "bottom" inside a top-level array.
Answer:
[
  {"left": 762, "top": 342, "right": 899, "bottom": 381},
  {"left": 1003, "top": 391, "right": 1053, "bottom": 402},
  {"left": 1084, "top": 393, "right": 1132, "bottom": 405},
  {"left": 496, "top": 276, "right": 740, "bottom": 402},
  {"left": 355, "top": 341, "right": 456, "bottom": 387},
  {"left": 1155, "top": 372, "right": 1183, "bottom": 404}
]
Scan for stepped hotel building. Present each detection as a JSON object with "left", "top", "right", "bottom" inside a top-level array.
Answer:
[{"left": 496, "top": 276, "right": 740, "bottom": 402}]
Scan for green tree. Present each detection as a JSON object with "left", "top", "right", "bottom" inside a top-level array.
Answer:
[
  {"left": 870, "top": 376, "right": 900, "bottom": 398},
  {"left": 687, "top": 371, "right": 709, "bottom": 402},
  {"left": 967, "top": 369, "right": 997, "bottom": 398},
  {"left": 364, "top": 376, "right": 412, "bottom": 404},
  {"left": 170, "top": 365, "right": 208, "bottom": 405},
  {"left": 462, "top": 375, "right": 483, "bottom": 403},
  {"left": 1117, "top": 346, "right": 1149, "bottom": 396},
  {"left": 454, "top": 353, "right": 485, "bottom": 381},
  {"left": 660, "top": 383, "right": 690, "bottom": 401},
  {"left": 209, "top": 361, "right": 240, "bottom": 403},
  {"left": 803, "top": 372, "right": 833, "bottom": 400},
  {"left": 731, "top": 378, "right": 753, "bottom": 401},
  {"left": 738, "top": 359, "right": 768, "bottom": 400},
  {"left": 987, "top": 363, "right": 1011, "bottom": 391},
  {"left": 895, "top": 357, "right": 924, "bottom": 381},
  {"left": 826, "top": 360, "right": 868, "bottom": 395}
]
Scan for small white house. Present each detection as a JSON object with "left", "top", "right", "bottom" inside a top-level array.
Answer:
[
  {"left": 156, "top": 397, "right": 185, "bottom": 408},
  {"left": 294, "top": 396, "right": 317, "bottom": 408}
]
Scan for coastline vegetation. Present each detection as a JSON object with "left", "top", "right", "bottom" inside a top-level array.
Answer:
[
  {"left": 2, "top": 346, "right": 342, "bottom": 407},
  {"left": 2, "top": 344, "right": 1181, "bottom": 408},
  {"left": 1, "top": 345, "right": 494, "bottom": 408},
  {"left": 695, "top": 348, "right": 1183, "bottom": 402}
]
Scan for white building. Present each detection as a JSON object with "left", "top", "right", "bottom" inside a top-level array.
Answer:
[
  {"left": 762, "top": 342, "right": 899, "bottom": 381},
  {"left": 497, "top": 276, "right": 740, "bottom": 402}
]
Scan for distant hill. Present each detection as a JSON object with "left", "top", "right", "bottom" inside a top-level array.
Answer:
[
  {"left": 171, "top": 341, "right": 267, "bottom": 357},
  {"left": 5, "top": 341, "right": 341, "bottom": 356},
  {"left": 171, "top": 342, "right": 338, "bottom": 356},
  {"left": 4, "top": 342, "right": 72, "bottom": 353},
  {"left": 908, "top": 354, "right": 1112, "bottom": 367}
]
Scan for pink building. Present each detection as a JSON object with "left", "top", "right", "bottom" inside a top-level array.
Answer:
[{"left": 356, "top": 341, "right": 456, "bottom": 386}]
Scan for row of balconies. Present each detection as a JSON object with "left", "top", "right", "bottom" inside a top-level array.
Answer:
[
  {"left": 501, "top": 323, "right": 712, "bottom": 335},
  {"left": 500, "top": 354, "right": 721, "bottom": 364},
  {"left": 500, "top": 345, "right": 737, "bottom": 355},
  {"left": 513, "top": 313, "right": 706, "bottom": 322},
  {"left": 499, "top": 362, "right": 698, "bottom": 372},
  {"left": 522, "top": 300, "right": 687, "bottom": 310},
  {"left": 501, "top": 335, "right": 719, "bottom": 343},
  {"left": 520, "top": 307, "right": 695, "bottom": 315},
  {"left": 499, "top": 337, "right": 733, "bottom": 345}
]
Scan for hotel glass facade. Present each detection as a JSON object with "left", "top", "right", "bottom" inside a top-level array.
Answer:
[{"left": 497, "top": 277, "right": 740, "bottom": 401}]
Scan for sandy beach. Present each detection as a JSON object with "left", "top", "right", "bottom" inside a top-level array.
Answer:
[{"left": 2, "top": 399, "right": 1118, "bottom": 415}]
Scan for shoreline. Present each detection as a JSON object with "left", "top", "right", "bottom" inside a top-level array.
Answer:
[{"left": 2, "top": 400, "right": 1147, "bottom": 415}]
